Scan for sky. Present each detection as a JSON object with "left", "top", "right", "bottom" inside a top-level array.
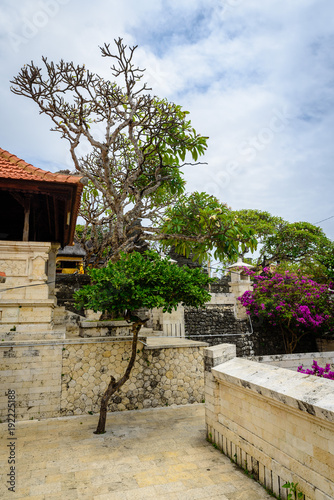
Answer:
[{"left": 1, "top": 0, "right": 334, "bottom": 241}]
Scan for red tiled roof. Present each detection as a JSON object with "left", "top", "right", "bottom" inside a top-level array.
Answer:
[
  {"left": 0, "top": 148, "right": 82, "bottom": 185},
  {"left": 0, "top": 148, "right": 84, "bottom": 246}
]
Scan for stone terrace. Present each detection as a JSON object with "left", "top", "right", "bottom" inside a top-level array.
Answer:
[{"left": 0, "top": 404, "right": 272, "bottom": 500}]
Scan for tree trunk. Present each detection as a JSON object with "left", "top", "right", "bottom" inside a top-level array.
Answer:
[
  {"left": 94, "top": 319, "right": 144, "bottom": 434},
  {"left": 280, "top": 322, "right": 308, "bottom": 354}
]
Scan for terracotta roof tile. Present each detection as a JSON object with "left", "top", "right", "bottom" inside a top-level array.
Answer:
[{"left": 0, "top": 148, "right": 83, "bottom": 185}]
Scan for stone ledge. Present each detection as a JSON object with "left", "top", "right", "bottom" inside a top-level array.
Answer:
[
  {"left": 79, "top": 320, "right": 132, "bottom": 338},
  {"left": 144, "top": 337, "right": 208, "bottom": 349},
  {"left": 0, "top": 335, "right": 148, "bottom": 347},
  {"left": 79, "top": 320, "right": 130, "bottom": 328},
  {"left": 212, "top": 357, "right": 334, "bottom": 423},
  {"left": 0, "top": 330, "right": 66, "bottom": 341},
  {"left": 0, "top": 299, "right": 55, "bottom": 306}
]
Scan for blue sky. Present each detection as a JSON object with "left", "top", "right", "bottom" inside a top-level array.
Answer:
[{"left": 1, "top": 0, "right": 334, "bottom": 241}]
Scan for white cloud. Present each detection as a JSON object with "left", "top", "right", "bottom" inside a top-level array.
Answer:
[{"left": 1, "top": 0, "right": 334, "bottom": 240}]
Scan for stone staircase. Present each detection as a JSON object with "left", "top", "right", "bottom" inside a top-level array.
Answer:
[{"left": 53, "top": 306, "right": 83, "bottom": 336}]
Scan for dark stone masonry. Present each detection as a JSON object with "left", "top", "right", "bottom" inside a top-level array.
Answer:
[
  {"left": 184, "top": 304, "right": 254, "bottom": 357},
  {"left": 55, "top": 274, "right": 90, "bottom": 315}
]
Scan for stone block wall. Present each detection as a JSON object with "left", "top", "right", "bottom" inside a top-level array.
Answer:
[
  {"left": 0, "top": 337, "right": 206, "bottom": 421},
  {"left": 55, "top": 273, "right": 90, "bottom": 315},
  {"left": 205, "top": 344, "right": 334, "bottom": 500},
  {"left": 0, "top": 241, "right": 58, "bottom": 335}
]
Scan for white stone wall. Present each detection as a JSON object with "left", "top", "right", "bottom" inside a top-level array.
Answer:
[
  {"left": 205, "top": 344, "right": 334, "bottom": 500},
  {"left": 0, "top": 342, "right": 62, "bottom": 420}
]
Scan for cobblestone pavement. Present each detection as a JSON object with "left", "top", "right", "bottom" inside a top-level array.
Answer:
[{"left": 1, "top": 404, "right": 273, "bottom": 499}]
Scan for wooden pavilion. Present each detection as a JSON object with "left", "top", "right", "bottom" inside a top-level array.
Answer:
[
  {"left": 0, "top": 148, "right": 83, "bottom": 247},
  {"left": 0, "top": 148, "right": 84, "bottom": 336}
]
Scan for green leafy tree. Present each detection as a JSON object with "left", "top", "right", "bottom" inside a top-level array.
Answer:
[
  {"left": 159, "top": 192, "right": 257, "bottom": 264},
  {"left": 74, "top": 250, "right": 214, "bottom": 434},
  {"left": 234, "top": 209, "right": 332, "bottom": 277},
  {"left": 317, "top": 243, "right": 334, "bottom": 285},
  {"left": 11, "top": 38, "right": 257, "bottom": 267}
]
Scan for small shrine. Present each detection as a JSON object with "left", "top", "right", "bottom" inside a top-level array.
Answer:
[
  {"left": 56, "top": 243, "right": 86, "bottom": 274},
  {"left": 227, "top": 257, "right": 254, "bottom": 319}
]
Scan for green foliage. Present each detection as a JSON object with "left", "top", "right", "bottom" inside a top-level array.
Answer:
[
  {"left": 160, "top": 192, "right": 257, "bottom": 263},
  {"left": 74, "top": 251, "right": 213, "bottom": 317},
  {"left": 282, "top": 481, "right": 303, "bottom": 499},
  {"left": 317, "top": 242, "right": 334, "bottom": 283}
]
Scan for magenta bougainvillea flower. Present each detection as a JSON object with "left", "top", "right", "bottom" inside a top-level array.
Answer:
[
  {"left": 237, "top": 268, "right": 334, "bottom": 353},
  {"left": 298, "top": 360, "right": 334, "bottom": 380}
]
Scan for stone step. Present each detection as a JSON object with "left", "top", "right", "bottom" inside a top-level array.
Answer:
[
  {"left": 141, "top": 328, "right": 162, "bottom": 337},
  {"left": 53, "top": 306, "right": 84, "bottom": 335}
]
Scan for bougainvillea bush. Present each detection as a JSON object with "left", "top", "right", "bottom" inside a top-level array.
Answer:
[
  {"left": 297, "top": 360, "right": 334, "bottom": 380},
  {"left": 238, "top": 268, "right": 334, "bottom": 353}
]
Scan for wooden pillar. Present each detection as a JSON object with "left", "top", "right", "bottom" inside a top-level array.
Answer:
[
  {"left": 11, "top": 193, "right": 31, "bottom": 241},
  {"left": 22, "top": 197, "right": 31, "bottom": 241}
]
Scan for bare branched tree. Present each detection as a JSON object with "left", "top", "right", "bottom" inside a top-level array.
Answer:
[{"left": 11, "top": 38, "right": 208, "bottom": 265}]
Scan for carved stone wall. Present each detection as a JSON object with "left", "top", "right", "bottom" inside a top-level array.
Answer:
[{"left": 0, "top": 241, "right": 59, "bottom": 337}]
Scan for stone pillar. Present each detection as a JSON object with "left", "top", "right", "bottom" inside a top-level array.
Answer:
[
  {"left": 0, "top": 241, "right": 61, "bottom": 338},
  {"left": 47, "top": 243, "right": 60, "bottom": 301},
  {"left": 204, "top": 344, "right": 236, "bottom": 444}
]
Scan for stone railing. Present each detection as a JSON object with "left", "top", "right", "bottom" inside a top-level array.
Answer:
[{"left": 204, "top": 344, "right": 334, "bottom": 500}]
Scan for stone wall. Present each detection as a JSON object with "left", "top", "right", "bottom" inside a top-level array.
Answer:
[
  {"left": 185, "top": 304, "right": 253, "bottom": 357},
  {"left": 210, "top": 276, "right": 230, "bottom": 294},
  {"left": 0, "top": 337, "right": 206, "bottom": 421},
  {"left": 61, "top": 339, "right": 204, "bottom": 415},
  {"left": 0, "top": 342, "right": 62, "bottom": 420},
  {"left": 54, "top": 274, "right": 322, "bottom": 357},
  {"left": 0, "top": 241, "right": 59, "bottom": 336},
  {"left": 205, "top": 344, "right": 334, "bottom": 500}
]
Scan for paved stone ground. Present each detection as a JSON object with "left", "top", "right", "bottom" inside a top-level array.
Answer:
[{"left": 0, "top": 404, "right": 273, "bottom": 500}]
